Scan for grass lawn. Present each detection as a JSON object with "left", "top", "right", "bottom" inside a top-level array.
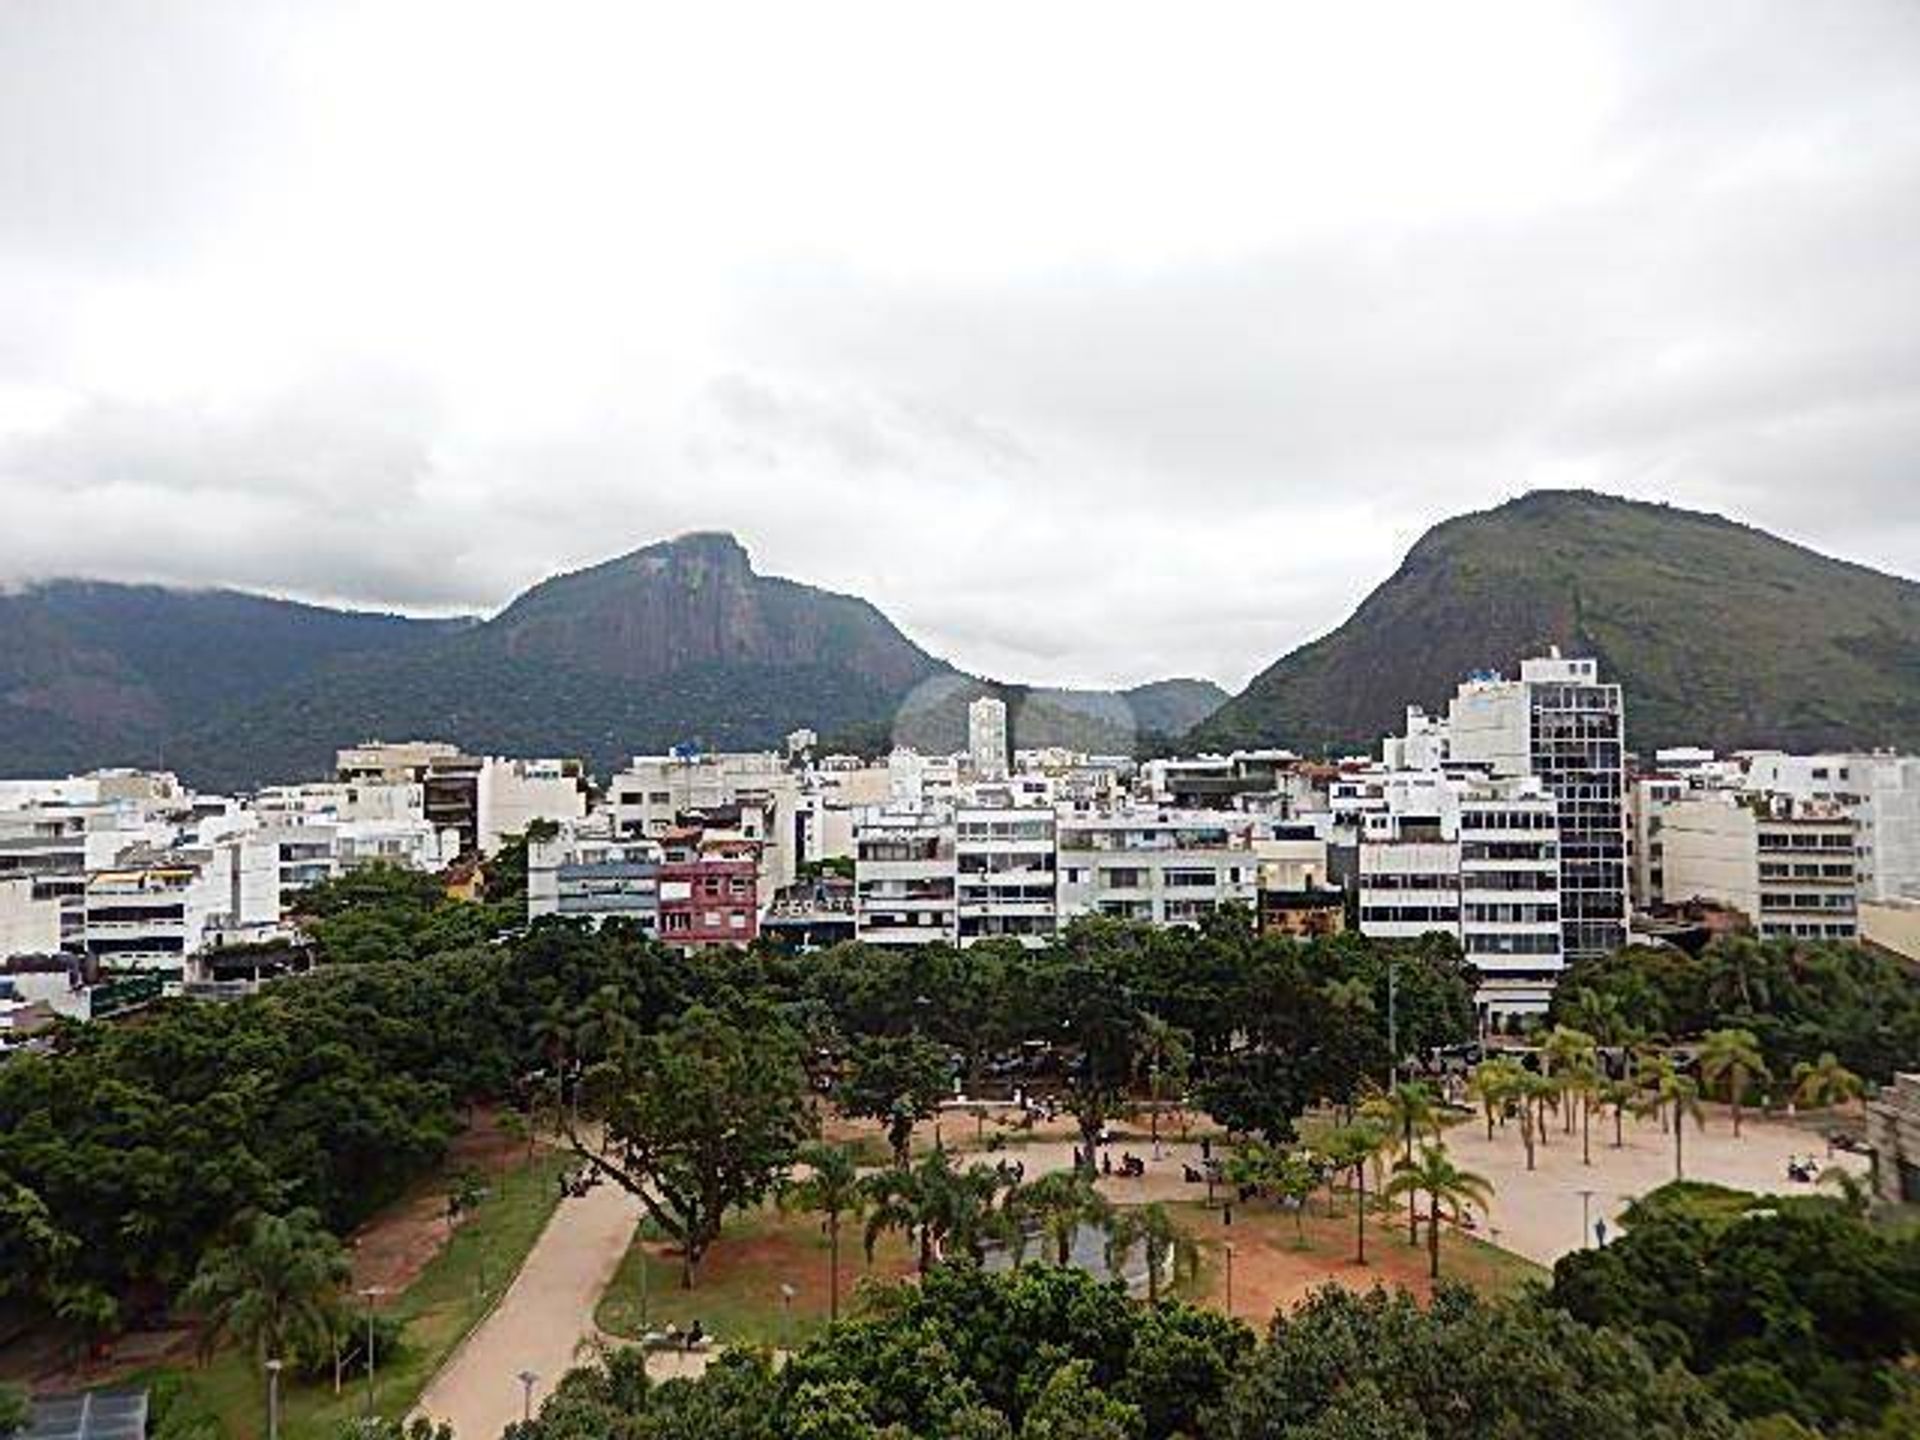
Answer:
[
  {"left": 596, "top": 1204, "right": 919, "bottom": 1349},
  {"left": 143, "top": 1154, "right": 564, "bottom": 1440}
]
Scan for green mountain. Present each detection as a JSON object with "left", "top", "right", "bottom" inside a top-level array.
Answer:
[
  {"left": 0, "top": 581, "right": 466, "bottom": 777},
  {"left": 1, "top": 534, "right": 1226, "bottom": 790},
  {"left": 1192, "top": 490, "right": 1920, "bottom": 757}
]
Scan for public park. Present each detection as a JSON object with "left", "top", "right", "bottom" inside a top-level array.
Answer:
[{"left": 3, "top": 863, "right": 1914, "bottom": 1439}]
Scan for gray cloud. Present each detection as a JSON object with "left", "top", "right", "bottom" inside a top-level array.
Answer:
[{"left": 0, "top": 2, "right": 1917, "bottom": 691}]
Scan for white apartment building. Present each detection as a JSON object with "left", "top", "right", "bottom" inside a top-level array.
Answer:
[
  {"left": 955, "top": 805, "right": 1057, "bottom": 946},
  {"left": 1057, "top": 810, "right": 1261, "bottom": 926},
  {"left": 607, "top": 751, "right": 799, "bottom": 895},
  {"left": 968, "top": 696, "right": 1010, "bottom": 781},
  {"left": 1659, "top": 792, "right": 1859, "bottom": 941},
  {"left": 853, "top": 809, "right": 957, "bottom": 945},
  {"left": 792, "top": 758, "right": 897, "bottom": 865},
  {"left": 527, "top": 829, "right": 663, "bottom": 930},
  {"left": 1741, "top": 751, "right": 1920, "bottom": 904},
  {"left": 1446, "top": 652, "right": 1628, "bottom": 960},
  {"left": 1356, "top": 771, "right": 1564, "bottom": 1016}
]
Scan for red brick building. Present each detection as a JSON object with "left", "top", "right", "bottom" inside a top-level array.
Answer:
[{"left": 657, "top": 829, "right": 760, "bottom": 948}]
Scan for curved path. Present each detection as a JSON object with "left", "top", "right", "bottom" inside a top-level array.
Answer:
[{"left": 414, "top": 1181, "right": 643, "bottom": 1439}]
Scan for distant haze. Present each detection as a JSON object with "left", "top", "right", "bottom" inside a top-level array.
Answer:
[{"left": 1, "top": 1, "right": 1917, "bottom": 690}]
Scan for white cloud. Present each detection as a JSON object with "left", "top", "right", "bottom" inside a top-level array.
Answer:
[{"left": 1, "top": 0, "right": 1917, "bottom": 690}]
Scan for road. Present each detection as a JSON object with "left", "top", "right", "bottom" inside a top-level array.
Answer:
[{"left": 414, "top": 1180, "right": 643, "bottom": 1439}]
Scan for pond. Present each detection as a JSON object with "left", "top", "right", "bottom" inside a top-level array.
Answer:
[{"left": 978, "top": 1220, "right": 1158, "bottom": 1294}]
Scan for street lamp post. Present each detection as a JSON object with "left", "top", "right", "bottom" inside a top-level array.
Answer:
[
  {"left": 265, "top": 1358, "right": 283, "bottom": 1440},
  {"left": 1577, "top": 1188, "right": 1596, "bottom": 1249},
  {"left": 779, "top": 1283, "right": 797, "bottom": 1350},
  {"left": 518, "top": 1369, "right": 540, "bottom": 1425},
  {"left": 1223, "top": 1242, "right": 1235, "bottom": 1320},
  {"left": 360, "top": 1285, "right": 385, "bottom": 1419},
  {"left": 1386, "top": 956, "right": 1399, "bottom": 1087}
]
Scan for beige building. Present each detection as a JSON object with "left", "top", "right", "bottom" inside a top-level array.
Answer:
[
  {"left": 1659, "top": 793, "right": 1858, "bottom": 940},
  {"left": 1862, "top": 898, "right": 1920, "bottom": 963}
]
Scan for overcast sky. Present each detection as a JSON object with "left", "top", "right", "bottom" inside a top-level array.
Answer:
[{"left": 2, "top": 2, "right": 1917, "bottom": 690}]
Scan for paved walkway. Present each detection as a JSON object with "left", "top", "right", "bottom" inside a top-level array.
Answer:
[
  {"left": 414, "top": 1181, "right": 643, "bottom": 1439},
  {"left": 1443, "top": 1104, "right": 1869, "bottom": 1265}
]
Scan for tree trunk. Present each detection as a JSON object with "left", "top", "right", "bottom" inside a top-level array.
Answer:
[
  {"left": 1404, "top": 1127, "right": 1417, "bottom": 1246},
  {"left": 1674, "top": 1112, "right": 1684, "bottom": 1180},
  {"left": 1427, "top": 1195, "right": 1441, "bottom": 1279},
  {"left": 1078, "top": 1108, "right": 1103, "bottom": 1180},
  {"left": 827, "top": 1215, "right": 841, "bottom": 1322},
  {"left": 1354, "top": 1163, "right": 1368, "bottom": 1265},
  {"left": 1581, "top": 1100, "right": 1591, "bottom": 1166},
  {"left": 1732, "top": 1095, "right": 1743, "bottom": 1138},
  {"left": 1614, "top": 1106, "right": 1624, "bottom": 1148}
]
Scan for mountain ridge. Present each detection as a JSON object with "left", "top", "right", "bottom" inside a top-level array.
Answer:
[
  {"left": 1191, "top": 489, "right": 1920, "bottom": 756},
  {"left": 0, "top": 534, "right": 1228, "bottom": 789}
]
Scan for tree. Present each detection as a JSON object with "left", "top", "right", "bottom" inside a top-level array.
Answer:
[
  {"left": 572, "top": 1004, "right": 812, "bottom": 1287},
  {"left": 1591, "top": 1076, "right": 1632, "bottom": 1149},
  {"left": 1550, "top": 1202, "right": 1920, "bottom": 1431},
  {"left": 181, "top": 1208, "right": 349, "bottom": 1426},
  {"left": 1134, "top": 1014, "right": 1191, "bottom": 1159},
  {"left": 1102, "top": 1203, "right": 1197, "bottom": 1304},
  {"left": 0, "top": 1384, "right": 29, "bottom": 1439},
  {"left": 1321, "top": 1123, "right": 1388, "bottom": 1265},
  {"left": 1542, "top": 1027, "right": 1597, "bottom": 1136},
  {"left": 1383, "top": 1145, "right": 1494, "bottom": 1280},
  {"left": 1038, "top": 953, "right": 1147, "bottom": 1178},
  {"left": 1699, "top": 1028, "right": 1769, "bottom": 1138},
  {"left": 1791, "top": 1052, "right": 1864, "bottom": 1154},
  {"left": 1818, "top": 1165, "right": 1873, "bottom": 1219},
  {"left": 1466, "top": 1057, "right": 1524, "bottom": 1142},
  {"left": 834, "top": 1034, "right": 951, "bottom": 1168},
  {"left": 1646, "top": 1070, "right": 1705, "bottom": 1180},
  {"left": 1013, "top": 1172, "right": 1111, "bottom": 1268},
  {"left": 863, "top": 1150, "right": 1014, "bottom": 1274},
  {"left": 780, "top": 1142, "right": 866, "bottom": 1322},
  {"left": 1020, "top": 1359, "right": 1142, "bottom": 1440},
  {"left": 1361, "top": 1082, "right": 1441, "bottom": 1245},
  {"left": 1212, "top": 1284, "right": 1737, "bottom": 1440},
  {"left": 1563, "top": 1058, "right": 1600, "bottom": 1166}
]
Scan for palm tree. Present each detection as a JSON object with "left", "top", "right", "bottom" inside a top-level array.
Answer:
[
  {"left": 1648, "top": 1070, "right": 1705, "bottom": 1179},
  {"left": 1465, "top": 1057, "right": 1521, "bottom": 1142},
  {"left": 862, "top": 1152, "right": 1012, "bottom": 1274},
  {"left": 780, "top": 1142, "right": 865, "bottom": 1322},
  {"left": 183, "top": 1209, "right": 349, "bottom": 1412},
  {"left": 1562, "top": 986, "right": 1628, "bottom": 1047},
  {"left": 1512, "top": 1072, "right": 1556, "bottom": 1172},
  {"left": 1792, "top": 1053, "right": 1865, "bottom": 1154},
  {"left": 1563, "top": 1058, "right": 1600, "bottom": 1166},
  {"left": 1322, "top": 1123, "right": 1388, "bottom": 1265},
  {"left": 1699, "top": 1028, "right": 1770, "bottom": 1138},
  {"left": 1104, "top": 1203, "right": 1198, "bottom": 1303},
  {"left": 1542, "top": 1027, "right": 1597, "bottom": 1136},
  {"left": 1597, "top": 1077, "right": 1636, "bottom": 1148},
  {"left": 1383, "top": 1145, "right": 1494, "bottom": 1281},
  {"left": 1135, "top": 1014, "right": 1192, "bottom": 1159},
  {"left": 1361, "top": 1082, "right": 1441, "bottom": 1246},
  {"left": 1014, "top": 1172, "right": 1111, "bottom": 1267},
  {"left": 1634, "top": 1051, "right": 1679, "bottom": 1132}
]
